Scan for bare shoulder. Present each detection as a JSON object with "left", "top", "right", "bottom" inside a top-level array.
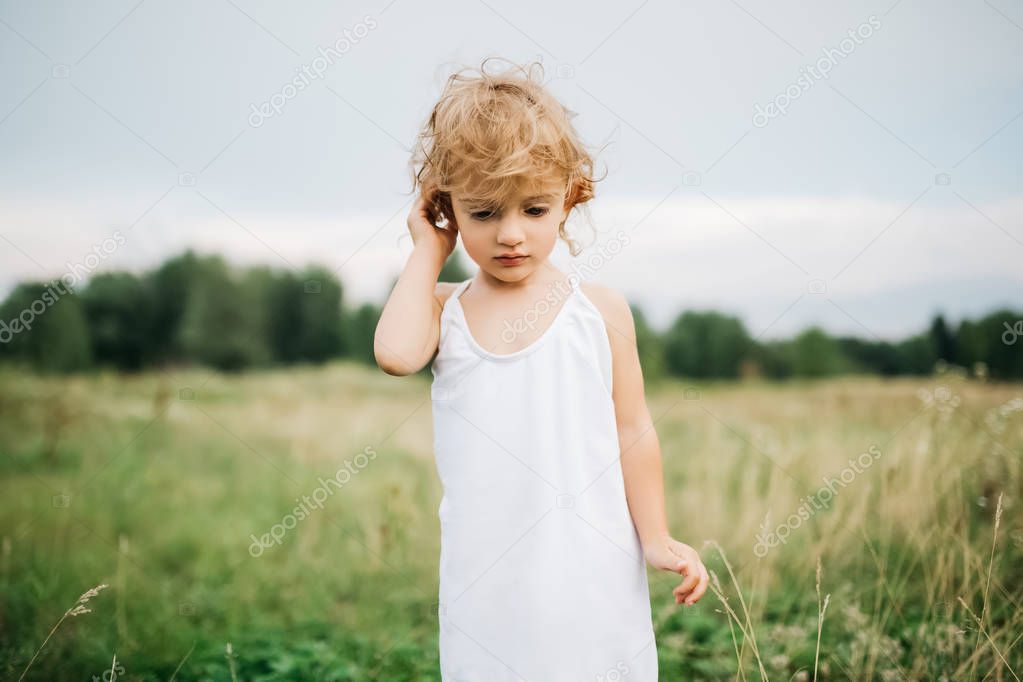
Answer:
[
  {"left": 433, "top": 280, "right": 460, "bottom": 308},
  {"left": 579, "top": 281, "right": 636, "bottom": 343}
]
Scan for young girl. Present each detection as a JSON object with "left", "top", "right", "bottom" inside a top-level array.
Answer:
[{"left": 375, "top": 58, "right": 709, "bottom": 680}]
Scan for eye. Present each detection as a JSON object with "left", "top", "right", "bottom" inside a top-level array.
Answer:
[
  {"left": 525, "top": 206, "right": 549, "bottom": 217},
  {"left": 470, "top": 209, "right": 496, "bottom": 221}
]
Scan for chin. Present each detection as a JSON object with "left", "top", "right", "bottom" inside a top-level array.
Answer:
[{"left": 487, "top": 267, "right": 530, "bottom": 282}]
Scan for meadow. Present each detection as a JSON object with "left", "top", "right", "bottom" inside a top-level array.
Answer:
[{"left": 0, "top": 361, "right": 1020, "bottom": 680}]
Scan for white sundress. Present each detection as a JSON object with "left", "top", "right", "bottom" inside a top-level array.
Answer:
[{"left": 430, "top": 275, "right": 658, "bottom": 681}]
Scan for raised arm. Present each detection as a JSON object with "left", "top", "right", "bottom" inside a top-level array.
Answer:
[
  {"left": 583, "top": 282, "right": 709, "bottom": 607},
  {"left": 374, "top": 194, "right": 458, "bottom": 376}
]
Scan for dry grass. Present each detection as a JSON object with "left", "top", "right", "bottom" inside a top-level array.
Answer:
[{"left": 0, "top": 361, "right": 1020, "bottom": 679}]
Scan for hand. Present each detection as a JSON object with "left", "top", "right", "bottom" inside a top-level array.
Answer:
[
  {"left": 407, "top": 191, "right": 457, "bottom": 265},
  {"left": 643, "top": 534, "right": 709, "bottom": 607}
]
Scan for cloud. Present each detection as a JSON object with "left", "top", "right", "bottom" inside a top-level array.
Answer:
[{"left": 1, "top": 192, "right": 1020, "bottom": 339}]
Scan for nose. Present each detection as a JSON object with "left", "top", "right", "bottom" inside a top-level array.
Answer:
[{"left": 496, "top": 215, "right": 525, "bottom": 247}]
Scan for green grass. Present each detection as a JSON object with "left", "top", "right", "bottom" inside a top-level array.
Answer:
[{"left": 0, "top": 362, "right": 1020, "bottom": 680}]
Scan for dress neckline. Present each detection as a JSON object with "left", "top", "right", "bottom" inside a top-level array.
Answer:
[{"left": 451, "top": 276, "right": 578, "bottom": 361}]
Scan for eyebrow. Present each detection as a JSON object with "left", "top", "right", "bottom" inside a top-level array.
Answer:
[{"left": 465, "top": 194, "right": 556, "bottom": 207}]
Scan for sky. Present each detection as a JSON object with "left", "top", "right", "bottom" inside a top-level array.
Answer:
[{"left": 1, "top": 0, "right": 1021, "bottom": 340}]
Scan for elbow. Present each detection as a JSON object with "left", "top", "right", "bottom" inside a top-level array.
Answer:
[
  {"left": 374, "top": 340, "right": 424, "bottom": 376},
  {"left": 374, "top": 346, "right": 413, "bottom": 376},
  {"left": 375, "top": 319, "right": 438, "bottom": 376},
  {"left": 374, "top": 323, "right": 408, "bottom": 376}
]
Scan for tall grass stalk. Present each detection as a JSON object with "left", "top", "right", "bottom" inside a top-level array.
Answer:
[{"left": 17, "top": 583, "right": 108, "bottom": 682}]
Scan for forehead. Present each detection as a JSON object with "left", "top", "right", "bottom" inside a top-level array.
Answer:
[{"left": 455, "top": 182, "right": 565, "bottom": 205}]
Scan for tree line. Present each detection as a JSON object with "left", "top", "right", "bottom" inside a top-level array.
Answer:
[{"left": 1, "top": 249, "right": 1020, "bottom": 380}]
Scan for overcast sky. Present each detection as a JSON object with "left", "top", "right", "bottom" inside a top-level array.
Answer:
[{"left": 1, "top": 0, "right": 1021, "bottom": 340}]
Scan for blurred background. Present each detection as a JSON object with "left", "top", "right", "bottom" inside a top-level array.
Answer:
[{"left": 1, "top": 0, "right": 1021, "bottom": 679}]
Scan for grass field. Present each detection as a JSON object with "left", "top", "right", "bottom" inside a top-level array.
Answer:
[{"left": 1, "top": 362, "right": 1020, "bottom": 680}]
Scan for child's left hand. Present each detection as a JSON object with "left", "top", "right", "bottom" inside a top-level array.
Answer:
[{"left": 642, "top": 535, "right": 709, "bottom": 606}]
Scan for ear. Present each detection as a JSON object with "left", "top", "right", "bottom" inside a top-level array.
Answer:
[
  {"left": 432, "top": 190, "right": 458, "bottom": 229},
  {"left": 440, "top": 192, "right": 459, "bottom": 229}
]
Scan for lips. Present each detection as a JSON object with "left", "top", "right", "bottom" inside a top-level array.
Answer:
[{"left": 495, "top": 254, "right": 528, "bottom": 266}]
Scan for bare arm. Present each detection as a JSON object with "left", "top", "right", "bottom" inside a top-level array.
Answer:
[
  {"left": 374, "top": 195, "right": 458, "bottom": 376},
  {"left": 598, "top": 286, "right": 669, "bottom": 547},
  {"left": 585, "top": 282, "right": 710, "bottom": 607}
]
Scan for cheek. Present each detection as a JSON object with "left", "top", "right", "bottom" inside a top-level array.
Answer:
[
  {"left": 531, "top": 217, "right": 562, "bottom": 248},
  {"left": 458, "top": 229, "right": 487, "bottom": 257}
]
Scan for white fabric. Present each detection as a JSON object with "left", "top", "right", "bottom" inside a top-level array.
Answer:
[{"left": 430, "top": 276, "right": 658, "bottom": 681}]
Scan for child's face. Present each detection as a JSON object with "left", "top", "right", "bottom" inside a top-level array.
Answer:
[{"left": 449, "top": 180, "right": 569, "bottom": 282}]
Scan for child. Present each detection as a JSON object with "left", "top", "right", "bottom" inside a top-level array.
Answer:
[{"left": 375, "top": 58, "right": 709, "bottom": 681}]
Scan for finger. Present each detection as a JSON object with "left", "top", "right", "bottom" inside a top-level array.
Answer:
[
  {"left": 421, "top": 197, "right": 439, "bottom": 225},
  {"left": 673, "top": 571, "right": 700, "bottom": 598},
  {"left": 673, "top": 581, "right": 695, "bottom": 604},
  {"left": 409, "top": 195, "right": 432, "bottom": 225},
  {"left": 684, "top": 565, "right": 710, "bottom": 605},
  {"left": 680, "top": 565, "right": 700, "bottom": 589},
  {"left": 442, "top": 226, "right": 458, "bottom": 247},
  {"left": 675, "top": 554, "right": 698, "bottom": 575}
]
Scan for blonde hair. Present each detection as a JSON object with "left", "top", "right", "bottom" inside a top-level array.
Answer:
[{"left": 409, "top": 57, "right": 603, "bottom": 256}]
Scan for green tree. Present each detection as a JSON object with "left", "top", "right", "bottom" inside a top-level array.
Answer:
[
  {"left": 749, "top": 340, "right": 794, "bottom": 379},
  {"left": 954, "top": 318, "right": 983, "bottom": 370},
  {"left": 632, "top": 305, "right": 666, "bottom": 383},
  {"left": 663, "top": 311, "right": 751, "bottom": 379},
  {"left": 263, "top": 267, "right": 345, "bottom": 364},
  {"left": 295, "top": 266, "right": 346, "bottom": 362},
  {"left": 346, "top": 303, "right": 381, "bottom": 366},
  {"left": 895, "top": 333, "right": 937, "bottom": 375},
  {"left": 264, "top": 270, "right": 307, "bottom": 364},
  {"left": 836, "top": 337, "right": 903, "bottom": 376},
  {"left": 929, "top": 314, "right": 956, "bottom": 364},
  {"left": 0, "top": 282, "right": 91, "bottom": 373},
  {"left": 81, "top": 272, "right": 152, "bottom": 370},
  {"left": 976, "top": 309, "right": 1023, "bottom": 379},
  {"left": 790, "top": 327, "right": 844, "bottom": 377},
  {"left": 178, "top": 256, "right": 268, "bottom": 371},
  {"left": 145, "top": 250, "right": 203, "bottom": 366}
]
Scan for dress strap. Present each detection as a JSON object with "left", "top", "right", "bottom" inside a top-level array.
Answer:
[
  {"left": 453, "top": 278, "right": 472, "bottom": 299},
  {"left": 443, "top": 278, "right": 472, "bottom": 315},
  {"left": 439, "top": 279, "right": 471, "bottom": 349}
]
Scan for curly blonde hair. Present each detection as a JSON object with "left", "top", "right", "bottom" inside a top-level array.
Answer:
[{"left": 409, "top": 57, "right": 603, "bottom": 256}]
